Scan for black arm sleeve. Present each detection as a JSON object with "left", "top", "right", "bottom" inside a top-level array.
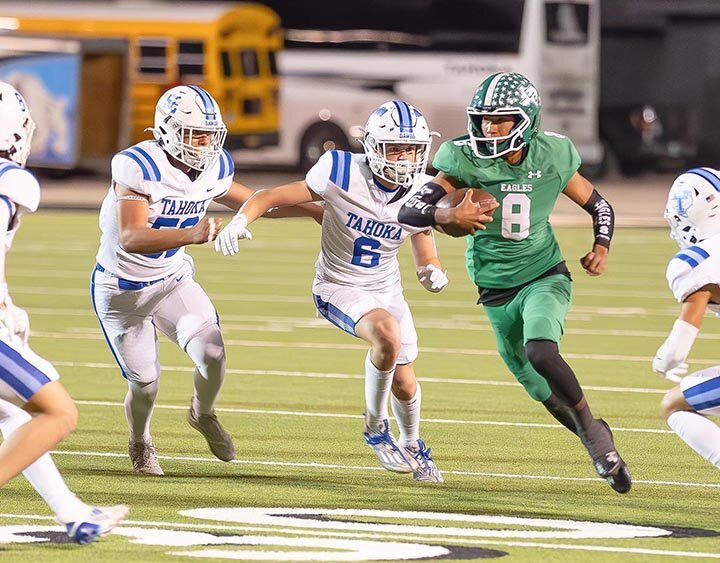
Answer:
[
  {"left": 397, "top": 182, "right": 447, "bottom": 227},
  {"left": 581, "top": 189, "right": 614, "bottom": 249}
]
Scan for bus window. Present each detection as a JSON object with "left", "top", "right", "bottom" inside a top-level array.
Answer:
[
  {"left": 137, "top": 37, "right": 168, "bottom": 77},
  {"left": 178, "top": 40, "right": 204, "bottom": 77},
  {"left": 241, "top": 49, "right": 259, "bottom": 77},
  {"left": 268, "top": 49, "right": 278, "bottom": 75},
  {"left": 243, "top": 98, "right": 262, "bottom": 115},
  {"left": 221, "top": 50, "right": 233, "bottom": 77},
  {"left": 545, "top": 2, "right": 590, "bottom": 45}
]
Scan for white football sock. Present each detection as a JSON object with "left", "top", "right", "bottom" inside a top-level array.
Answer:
[
  {"left": 125, "top": 379, "right": 159, "bottom": 443},
  {"left": 668, "top": 410, "right": 720, "bottom": 468},
  {"left": 364, "top": 350, "right": 394, "bottom": 429},
  {"left": 186, "top": 325, "right": 226, "bottom": 415},
  {"left": 0, "top": 408, "right": 85, "bottom": 522},
  {"left": 392, "top": 384, "right": 422, "bottom": 447}
]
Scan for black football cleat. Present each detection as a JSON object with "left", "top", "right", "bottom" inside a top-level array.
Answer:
[{"left": 582, "top": 419, "right": 633, "bottom": 494}]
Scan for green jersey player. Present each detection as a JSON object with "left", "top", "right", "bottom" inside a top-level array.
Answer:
[{"left": 398, "top": 72, "right": 631, "bottom": 494}]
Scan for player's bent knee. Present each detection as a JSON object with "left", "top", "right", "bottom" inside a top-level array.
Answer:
[
  {"left": 525, "top": 339, "right": 560, "bottom": 373},
  {"left": 660, "top": 387, "right": 687, "bottom": 418},
  {"left": 28, "top": 382, "right": 79, "bottom": 437},
  {"left": 187, "top": 324, "right": 226, "bottom": 377},
  {"left": 371, "top": 317, "right": 402, "bottom": 357},
  {"left": 516, "top": 371, "right": 552, "bottom": 402}
]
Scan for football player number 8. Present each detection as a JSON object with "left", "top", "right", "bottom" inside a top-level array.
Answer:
[{"left": 501, "top": 193, "right": 531, "bottom": 241}]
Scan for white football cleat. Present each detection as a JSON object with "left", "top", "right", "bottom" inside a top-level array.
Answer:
[
  {"left": 128, "top": 439, "right": 164, "bottom": 476},
  {"left": 404, "top": 439, "right": 444, "bottom": 483},
  {"left": 60, "top": 504, "right": 130, "bottom": 544},
  {"left": 363, "top": 417, "right": 419, "bottom": 473}
]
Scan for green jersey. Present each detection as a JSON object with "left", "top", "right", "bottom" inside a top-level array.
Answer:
[{"left": 433, "top": 131, "right": 581, "bottom": 289}]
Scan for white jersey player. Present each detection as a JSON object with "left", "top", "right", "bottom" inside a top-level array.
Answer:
[
  {"left": 653, "top": 167, "right": 720, "bottom": 470},
  {"left": 93, "top": 85, "right": 270, "bottom": 476},
  {"left": 215, "top": 101, "right": 491, "bottom": 482},
  {"left": 0, "top": 82, "right": 128, "bottom": 543}
]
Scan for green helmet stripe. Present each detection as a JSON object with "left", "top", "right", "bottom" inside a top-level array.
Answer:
[{"left": 483, "top": 72, "right": 506, "bottom": 106}]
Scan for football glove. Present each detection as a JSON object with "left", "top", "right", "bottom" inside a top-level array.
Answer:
[
  {"left": 7, "top": 301, "right": 29, "bottom": 345},
  {"left": 214, "top": 213, "right": 253, "bottom": 256},
  {"left": 652, "top": 319, "right": 699, "bottom": 383},
  {"left": 416, "top": 264, "right": 448, "bottom": 293}
]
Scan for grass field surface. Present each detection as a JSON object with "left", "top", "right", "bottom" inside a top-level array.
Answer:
[{"left": 1, "top": 211, "right": 718, "bottom": 562}]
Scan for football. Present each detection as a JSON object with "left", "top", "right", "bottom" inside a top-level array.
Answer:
[{"left": 434, "top": 188, "right": 498, "bottom": 237}]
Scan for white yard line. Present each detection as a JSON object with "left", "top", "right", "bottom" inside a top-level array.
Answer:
[
  {"left": 37, "top": 450, "right": 720, "bottom": 489},
  {"left": 72, "top": 398, "right": 674, "bottom": 434},
  {"left": 35, "top": 332, "right": 720, "bottom": 364},
  {"left": 55, "top": 360, "right": 671, "bottom": 395}
]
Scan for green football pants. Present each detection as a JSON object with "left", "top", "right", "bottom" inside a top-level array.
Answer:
[{"left": 483, "top": 274, "right": 572, "bottom": 402}]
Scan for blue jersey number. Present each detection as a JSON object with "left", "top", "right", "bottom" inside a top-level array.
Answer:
[
  {"left": 144, "top": 216, "right": 200, "bottom": 259},
  {"left": 351, "top": 236, "right": 381, "bottom": 268}
]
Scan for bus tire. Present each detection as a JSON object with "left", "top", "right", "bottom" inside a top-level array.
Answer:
[{"left": 299, "top": 122, "right": 350, "bottom": 171}]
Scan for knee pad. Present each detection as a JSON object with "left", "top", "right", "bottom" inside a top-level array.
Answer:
[
  {"left": 514, "top": 369, "right": 552, "bottom": 402},
  {"left": 396, "top": 341, "right": 418, "bottom": 365},
  {"left": 186, "top": 324, "right": 226, "bottom": 378}
]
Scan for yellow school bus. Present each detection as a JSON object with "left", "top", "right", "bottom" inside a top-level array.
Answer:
[{"left": 0, "top": 1, "right": 281, "bottom": 166}]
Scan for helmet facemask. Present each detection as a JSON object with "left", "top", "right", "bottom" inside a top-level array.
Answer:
[
  {"left": 363, "top": 135, "right": 431, "bottom": 187},
  {"left": 467, "top": 107, "right": 530, "bottom": 159}
]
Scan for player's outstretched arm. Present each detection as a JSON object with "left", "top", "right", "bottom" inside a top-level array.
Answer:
[
  {"left": 215, "top": 181, "right": 323, "bottom": 223},
  {"left": 398, "top": 173, "right": 496, "bottom": 234},
  {"left": 563, "top": 172, "right": 614, "bottom": 276},
  {"left": 411, "top": 230, "right": 448, "bottom": 293},
  {"left": 215, "top": 181, "right": 317, "bottom": 256},
  {"left": 116, "top": 182, "right": 221, "bottom": 253},
  {"left": 653, "top": 289, "right": 710, "bottom": 381}
]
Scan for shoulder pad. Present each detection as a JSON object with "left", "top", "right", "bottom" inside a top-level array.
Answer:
[
  {"left": 0, "top": 163, "right": 40, "bottom": 212},
  {"left": 328, "top": 150, "right": 352, "bottom": 191},
  {"left": 217, "top": 148, "right": 235, "bottom": 180},
  {"left": 116, "top": 144, "right": 162, "bottom": 183}
]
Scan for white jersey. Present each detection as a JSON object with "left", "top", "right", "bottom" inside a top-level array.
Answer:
[
  {"left": 96, "top": 141, "right": 235, "bottom": 281},
  {"left": 0, "top": 158, "right": 40, "bottom": 251},
  {"left": 305, "top": 150, "right": 431, "bottom": 292},
  {"left": 666, "top": 234, "right": 720, "bottom": 315}
]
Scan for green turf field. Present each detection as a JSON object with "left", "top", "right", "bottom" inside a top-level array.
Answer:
[{"left": 1, "top": 211, "right": 718, "bottom": 562}]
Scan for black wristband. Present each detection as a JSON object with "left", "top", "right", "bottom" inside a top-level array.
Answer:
[
  {"left": 398, "top": 182, "right": 447, "bottom": 227},
  {"left": 581, "top": 189, "right": 614, "bottom": 249}
]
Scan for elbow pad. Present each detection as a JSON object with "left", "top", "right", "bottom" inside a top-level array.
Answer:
[
  {"left": 582, "top": 189, "right": 614, "bottom": 249},
  {"left": 398, "top": 182, "right": 447, "bottom": 227}
]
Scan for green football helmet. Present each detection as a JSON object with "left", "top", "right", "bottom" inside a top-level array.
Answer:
[{"left": 466, "top": 72, "right": 541, "bottom": 159}]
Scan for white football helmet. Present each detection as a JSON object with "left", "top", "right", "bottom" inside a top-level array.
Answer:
[
  {"left": 665, "top": 167, "right": 720, "bottom": 248},
  {"left": 360, "top": 100, "right": 435, "bottom": 186},
  {"left": 150, "top": 85, "right": 227, "bottom": 171},
  {"left": 0, "top": 81, "right": 35, "bottom": 168}
]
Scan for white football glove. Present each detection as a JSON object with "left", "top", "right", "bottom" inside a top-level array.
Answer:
[
  {"left": 652, "top": 348, "right": 688, "bottom": 383},
  {"left": 214, "top": 213, "right": 253, "bottom": 256},
  {"left": 416, "top": 264, "right": 449, "bottom": 293}
]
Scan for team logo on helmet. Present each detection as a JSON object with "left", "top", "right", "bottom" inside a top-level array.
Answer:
[{"left": 665, "top": 167, "right": 720, "bottom": 247}]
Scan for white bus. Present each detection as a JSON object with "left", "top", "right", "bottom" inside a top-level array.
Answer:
[{"left": 236, "top": 0, "right": 603, "bottom": 176}]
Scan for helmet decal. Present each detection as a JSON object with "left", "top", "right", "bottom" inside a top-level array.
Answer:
[{"left": 665, "top": 167, "right": 720, "bottom": 248}]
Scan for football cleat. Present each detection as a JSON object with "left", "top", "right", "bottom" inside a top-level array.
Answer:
[
  {"left": 61, "top": 504, "right": 130, "bottom": 544},
  {"left": 404, "top": 439, "right": 444, "bottom": 483},
  {"left": 187, "top": 402, "right": 236, "bottom": 462},
  {"left": 128, "top": 439, "right": 164, "bottom": 476},
  {"left": 363, "top": 417, "right": 418, "bottom": 473},
  {"left": 582, "top": 419, "right": 632, "bottom": 494}
]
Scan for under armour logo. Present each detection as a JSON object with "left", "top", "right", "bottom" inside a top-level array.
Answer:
[{"left": 528, "top": 170, "right": 542, "bottom": 179}]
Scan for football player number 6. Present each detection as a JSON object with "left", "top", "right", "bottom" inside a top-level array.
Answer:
[
  {"left": 501, "top": 193, "right": 531, "bottom": 241},
  {"left": 352, "top": 236, "right": 381, "bottom": 268}
]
